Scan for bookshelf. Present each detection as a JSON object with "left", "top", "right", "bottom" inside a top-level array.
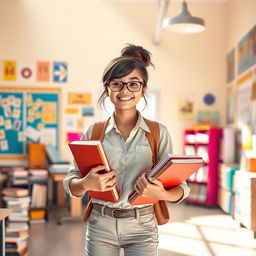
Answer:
[{"left": 183, "top": 126, "right": 223, "bottom": 206}]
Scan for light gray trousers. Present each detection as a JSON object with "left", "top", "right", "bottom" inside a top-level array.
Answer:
[{"left": 85, "top": 208, "right": 159, "bottom": 256}]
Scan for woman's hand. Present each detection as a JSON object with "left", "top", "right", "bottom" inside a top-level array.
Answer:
[
  {"left": 134, "top": 172, "right": 167, "bottom": 199},
  {"left": 82, "top": 165, "right": 116, "bottom": 192}
]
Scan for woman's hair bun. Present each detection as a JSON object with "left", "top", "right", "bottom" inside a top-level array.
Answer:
[{"left": 121, "top": 44, "right": 154, "bottom": 68}]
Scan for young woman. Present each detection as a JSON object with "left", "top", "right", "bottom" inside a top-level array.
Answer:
[{"left": 63, "top": 44, "right": 190, "bottom": 256}]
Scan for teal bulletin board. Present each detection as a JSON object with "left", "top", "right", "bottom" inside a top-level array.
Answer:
[{"left": 0, "top": 87, "right": 61, "bottom": 159}]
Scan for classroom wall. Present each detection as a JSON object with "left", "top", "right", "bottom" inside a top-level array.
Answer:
[{"left": 0, "top": 0, "right": 228, "bottom": 164}]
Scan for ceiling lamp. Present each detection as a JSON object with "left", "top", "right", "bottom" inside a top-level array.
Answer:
[{"left": 163, "top": 0, "right": 206, "bottom": 34}]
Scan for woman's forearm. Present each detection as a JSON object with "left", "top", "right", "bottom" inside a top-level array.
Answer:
[
  {"left": 69, "top": 177, "right": 87, "bottom": 197},
  {"left": 160, "top": 186, "right": 184, "bottom": 202}
]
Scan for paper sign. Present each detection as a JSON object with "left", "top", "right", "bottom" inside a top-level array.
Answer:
[
  {"left": 37, "top": 123, "right": 44, "bottom": 130},
  {"left": 4, "top": 108, "right": 11, "bottom": 118},
  {"left": 0, "top": 116, "right": 4, "bottom": 126},
  {"left": 25, "top": 94, "right": 32, "bottom": 102},
  {"left": 40, "top": 128, "right": 56, "bottom": 146},
  {"left": 82, "top": 107, "right": 94, "bottom": 116},
  {"left": 13, "top": 109, "right": 21, "bottom": 119},
  {"left": 3, "top": 61, "right": 17, "bottom": 81},
  {"left": 77, "top": 118, "right": 84, "bottom": 130},
  {"left": 68, "top": 93, "right": 91, "bottom": 105},
  {"left": 28, "top": 109, "right": 35, "bottom": 116},
  {"left": 27, "top": 116, "right": 34, "bottom": 123},
  {"left": 19, "top": 65, "right": 34, "bottom": 81},
  {"left": 2, "top": 99, "right": 9, "bottom": 108},
  {"left": 65, "top": 108, "right": 79, "bottom": 114},
  {"left": 18, "top": 132, "right": 25, "bottom": 142},
  {"left": 25, "top": 126, "right": 40, "bottom": 141},
  {"left": 0, "top": 140, "right": 8, "bottom": 151},
  {"left": 4, "top": 120, "right": 12, "bottom": 130},
  {"left": 42, "top": 102, "right": 56, "bottom": 123},
  {"left": 13, "top": 120, "right": 21, "bottom": 131},
  {"left": 37, "top": 61, "right": 50, "bottom": 82},
  {"left": 14, "top": 98, "right": 21, "bottom": 108},
  {"left": 8, "top": 95, "right": 15, "bottom": 106},
  {"left": 67, "top": 132, "right": 82, "bottom": 142},
  {"left": 0, "top": 129, "right": 5, "bottom": 139},
  {"left": 53, "top": 62, "right": 68, "bottom": 82}
]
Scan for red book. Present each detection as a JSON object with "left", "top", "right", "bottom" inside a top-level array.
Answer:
[
  {"left": 128, "top": 154, "right": 205, "bottom": 205},
  {"left": 68, "top": 140, "right": 119, "bottom": 202}
]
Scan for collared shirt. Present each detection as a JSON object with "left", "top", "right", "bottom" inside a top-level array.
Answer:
[{"left": 63, "top": 112, "right": 190, "bottom": 209}]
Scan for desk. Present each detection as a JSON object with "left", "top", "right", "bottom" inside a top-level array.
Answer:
[
  {"left": 49, "top": 172, "right": 82, "bottom": 224},
  {"left": 0, "top": 208, "right": 12, "bottom": 256}
]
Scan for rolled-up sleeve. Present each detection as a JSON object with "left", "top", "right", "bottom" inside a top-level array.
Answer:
[
  {"left": 63, "top": 124, "right": 94, "bottom": 198},
  {"left": 158, "top": 124, "right": 190, "bottom": 204}
]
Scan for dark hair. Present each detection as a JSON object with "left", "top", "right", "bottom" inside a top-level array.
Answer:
[{"left": 97, "top": 44, "right": 154, "bottom": 111}]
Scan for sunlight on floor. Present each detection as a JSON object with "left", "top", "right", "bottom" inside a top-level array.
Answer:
[{"left": 158, "top": 213, "right": 256, "bottom": 256}]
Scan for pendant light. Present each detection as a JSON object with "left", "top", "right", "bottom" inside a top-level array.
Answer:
[{"left": 163, "top": 0, "right": 205, "bottom": 34}]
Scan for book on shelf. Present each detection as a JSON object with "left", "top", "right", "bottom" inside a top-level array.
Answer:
[
  {"left": 128, "top": 154, "right": 205, "bottom": 205},
  {"left": 2, "top": 188, "right": 29, "bottom": 198},
  {"left": 68, "top": 140, "right": 119, "bottom": 202}
]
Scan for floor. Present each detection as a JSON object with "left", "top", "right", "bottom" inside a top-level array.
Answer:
[{"left": 28, "top": 203, "right": 256, "bottom": 256}]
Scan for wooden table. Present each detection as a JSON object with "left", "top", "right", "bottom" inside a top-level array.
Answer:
[
  {"left": 0, "top": 209, "right": 12, "bottom": 256},
  {"left": 48, "top": 172, "right": 82, "bottom": 224}
]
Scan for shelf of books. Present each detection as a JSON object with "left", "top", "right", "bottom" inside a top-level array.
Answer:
[
  {"left": 184, "top": 125, "right": 223, "bottom": 206},
  {"left": 0, "top": 166, "right": 49, "bottom": 256}
]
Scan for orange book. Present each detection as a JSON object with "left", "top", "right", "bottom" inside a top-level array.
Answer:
[
  {"left": 68, "top": 140, "right": 119, "bottom": 202},
  {"left": 28, "top": 143, "right": 47, "bottom": 169},
  {"left": 128, "top": 154, "right": 205, "bottom": 205}
]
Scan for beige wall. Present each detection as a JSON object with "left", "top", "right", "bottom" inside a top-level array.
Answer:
[{"left": 0, "top": 0, "right": 237, "bottom": 164}]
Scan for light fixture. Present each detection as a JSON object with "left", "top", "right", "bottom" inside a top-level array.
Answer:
[{"left": 163, "top": 0, "right": 205, "bottom": 34}]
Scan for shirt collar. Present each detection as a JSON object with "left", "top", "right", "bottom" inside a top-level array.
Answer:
[{"left": 105, "top": 111, "right": 150, "bottom": 135}]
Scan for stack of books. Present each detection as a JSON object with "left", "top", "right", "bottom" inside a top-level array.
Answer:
[
  {"left": 2, "top": 187, "right": 30, "bottom": 255},
  {"left": 8, "top": 167, "right": 29, "bottom": 186}
]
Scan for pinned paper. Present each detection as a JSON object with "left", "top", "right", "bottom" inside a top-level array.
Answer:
[
  {"left": 13, "top": 109, "right": 21, "bottom": 119},
  {"left": 19, "top": 65, "right": 34, "bottom": 81},
  {"left": 0, "top": 140, "right": 8, "bottom": 151},
  {"left": 68, "top": 92, "right": 91, "bottom": 105},
  {"left": 35, "top": 112, "right": 42, "bottom": 119},
  {"left": 40, "top": 128, "right": 56, "bottom": 146},
  {"left": 14, "top": 98, "right": 21, "bottom": 108},
  {"left": 25, "top": 94, "right": 32, "bottom": 102},
  {"left": 8, "top": 95, "right": 15, "bottom": 106},
  {"left": 28, "top": 109, "right": 35, "bottom": 116},
  {"left": 36, "top": 99, "right": 43, "bottom": 106},
  {"left": 77, "top": 118, "right": 84, "bottom": 130},
  {"left": 36, "top": 61, "right": 50, "bottom": 82},
  {"left": 82, "top": 107, "right": 94, "bottom": 116},
  {"left": 65, "top": 108, "right": 79, "bottom": 114},
  {"left": 33, "top": 103, "right": 40, "bottom": 111},
  {"left": 53, "top": 61, "right": 68, "bottom": 83},
  {"left": 0, "top": 129, "right": 5, "bottom": 140},
  {"left": 3, "top": 61, "right": 17, "bottom": 81},
  {"left": 2, "top": 98, "right": 9, "bottom": 108},
  {"left": 13, "top": 120, "right": 21, "bottom": 131},
  {"left": 4, "top": 108, "right": 11, "bottom": 118},
  {"left": 25, "top": 126, "right": 40, "bottom": 141},
  {"left": 27, "top": 116, "right": 34, "bottom": 123},
  {"left": 0, "top": 116, "right": 4, "bottom": 126},
  {"left": 4, "top": 120, "right": 12, "bottom": 130},
  {"left": 18, "top": 132, "right": 25, "bottom": 142},
  {"left": 42, "top": 102, "right": 56, "bottom": 123},
  {"left": 37, "top": 123, "right": 44, "bottom": 130},
  {"left": 27, "top": 101, "right": 33, "bottom": 107}
]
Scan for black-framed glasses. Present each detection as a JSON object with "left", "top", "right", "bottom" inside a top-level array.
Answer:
[{"left": 108, "top": 81, "right": 143, "bottom": 92}]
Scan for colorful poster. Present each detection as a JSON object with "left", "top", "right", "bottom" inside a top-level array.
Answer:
[
  {"left": 53, "top": 62, "right": 68, "bottom": 82},
  {"left": 3, "top": 61, "right": 17, "bottom": 81},
  {"left": 178, "top": 93, "right": 194, "bottom": 121},
  {"left": 67, "top": 132, "right": 82, "bottom": 142},
  {"left": 82, "top": 107, "right": 94, "bottom": 116},
  {"left": 238, "top": 25, "right": 256, "bottom": 74},
  {"left": 68, "top": 92, "right": 91, "bottom": 105},
  {"left": 42, "top": 102, "right": 56, "bottom": 123},
  {"left": 65, "top": 108, "right": 79, "bottom": 114},
  {"left": 18, "top": 65, "right": 34, "bottom": 81},
  {"left": 197, "top": 110, "right": 220, "bottom": 126},
  {"left": 237, "top": 72, "right": 253, "bottom": 127},
  {"left": 227, "top": 49, "right": 235, "bottom": 83},
  {"left": 36, "top": 61, "right": 50, "bottom": 82}
]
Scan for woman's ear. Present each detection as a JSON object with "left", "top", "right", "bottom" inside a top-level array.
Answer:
[{"left": 141, "top": 87, "right": 147, "bottom": 97}]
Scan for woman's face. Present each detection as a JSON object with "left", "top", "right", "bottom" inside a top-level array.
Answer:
[{"left": 107, "top": 69, "right": 146, "bottom": 111}]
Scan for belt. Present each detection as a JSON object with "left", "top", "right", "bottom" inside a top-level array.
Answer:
[{"left": 92, "top": 203, "right": 154, "bottom": 218}]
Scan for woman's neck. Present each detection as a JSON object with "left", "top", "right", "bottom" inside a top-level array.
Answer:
[{"left": 114, "top": 109, "right": 138, "bottom": 129}]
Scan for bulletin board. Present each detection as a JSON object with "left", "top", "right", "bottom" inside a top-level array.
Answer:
[{"left": 0, "top": 87, "right": 61, "bottom": 159}]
